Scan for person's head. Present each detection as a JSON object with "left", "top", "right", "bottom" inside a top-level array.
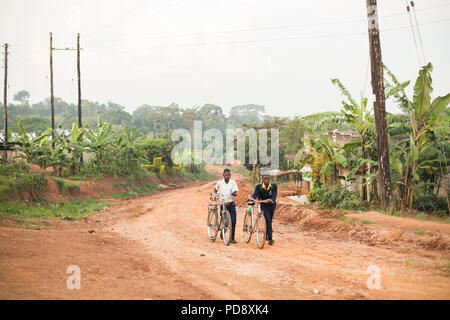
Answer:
[
  {"left": 262, "top": 175, "right": 270, "bottom": 186},
  {"left": 223, "top": 168, "right": 231, "bottom": 181}
]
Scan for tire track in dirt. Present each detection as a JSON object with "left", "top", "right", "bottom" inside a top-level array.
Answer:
[{"left": 108, "top": 167, "right": 450, "bottom": 299}]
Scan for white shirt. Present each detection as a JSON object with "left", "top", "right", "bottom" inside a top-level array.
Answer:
[{"left": 215, "top": 178, "right": 239, "bottom": 203}]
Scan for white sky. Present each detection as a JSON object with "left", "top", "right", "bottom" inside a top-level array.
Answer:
[{"left": 0, "top": 0, "right": 449, "bottom": 117}]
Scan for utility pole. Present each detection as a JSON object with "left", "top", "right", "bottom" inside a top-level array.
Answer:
[
  {"left": 49, "top": 32, "right": 55, "bottom": 147},
  {"left": 77, "top": 33, "right": 83, "bottom": 163},
  {"left": 50, "top": 33, "right": 82, "bottom": 149},
  {"left": 365, "top": 0, "right": 394, "bottom": 211},
  {"left": 2, "top": 43, "right": 8, "bottom": 162}
]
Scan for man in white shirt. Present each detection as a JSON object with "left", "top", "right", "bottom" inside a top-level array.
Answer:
[{"left": 214, "top": 168, "right": 239, "bottom": 243}]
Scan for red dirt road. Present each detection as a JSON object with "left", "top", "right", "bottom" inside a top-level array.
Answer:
[{"left": 1, "top": 166, "right": 449, "bottom": 299}]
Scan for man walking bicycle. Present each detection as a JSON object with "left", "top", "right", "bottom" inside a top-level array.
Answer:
[
  {"left": 250, "top": 174, "right": 277, "bottom": 245},
  {"left": 214, "top": 168, "right": 239, "bottom": 244}
]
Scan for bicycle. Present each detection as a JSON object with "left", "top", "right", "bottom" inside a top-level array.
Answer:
[
  {"left": 207, "top": 193, "right": 233, "bottom": 246},
  {"left": 242, "top": 198, "right": 270, "bottom": 249}
]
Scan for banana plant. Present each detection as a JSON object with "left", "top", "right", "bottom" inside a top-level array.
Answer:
[
  {"left": 332, "top": 78, "right": 373, "bottom": 200},
  {"left": 295, "top": 131, "right": 348, "bottom": 186},
  {"left": 112, "top": 128, "right": 148, "bottom": 175},
  {"left": 385, "top": 63, "right": 450, "bottom": 211},
  {"left": 13, "top": 123, "right": 50, "bottom": 166},
  {"left": 85, "top": 120, "right": 113, "bottom": 173}
]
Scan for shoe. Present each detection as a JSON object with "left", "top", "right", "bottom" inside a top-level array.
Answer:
[
  {"left": 269, "top": 240, "right": 274, "bottom": 245},
  {"left": 230, "top": 239, "right": 237, "bottom": 244}
]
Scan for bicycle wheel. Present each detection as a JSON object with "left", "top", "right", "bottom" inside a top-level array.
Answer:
[
  {"left": 242, "top": 210, "right": 253, "bottom": 243},
  {"left": 255, "top": 213, "right": 266, "bottom": 249},
  {"left": 207, "top": 208, "right": 218, "bottom": 242},
  {"left": 221, "top": 211, "right": 232, "bottom": 246}
]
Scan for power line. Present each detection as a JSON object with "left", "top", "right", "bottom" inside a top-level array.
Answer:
[
  {"left": 405, "top": 0, "right": 423, "bottom": 67},
  {"left": 83, "top": 0, "right": 182, "bottom": 40},
  {"left": 410, "top": 1, "right": 427, "bottom": 63},
  {"left": 87, "top": 17, "right": 450, "bottom": 52},
  {"left": 82, "top": 1, "right": 450, "bottom": 44}
]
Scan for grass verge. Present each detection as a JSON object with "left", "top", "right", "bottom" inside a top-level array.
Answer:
[
  {"left": 111, "top": 182, "right": 161, "bottom": 199},
  {"left": 0, "top": 198, "right": 111, "bottom": 221},
  {"left": 52, "top": 177, "right": 81, "bottom": 195}
]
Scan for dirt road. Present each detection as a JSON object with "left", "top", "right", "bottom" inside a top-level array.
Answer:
[{"left": 1, "top": 166, "right": 449, "bottom": 299}]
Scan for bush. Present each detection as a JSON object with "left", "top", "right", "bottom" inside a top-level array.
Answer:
[
  {"left": 307, "top": 182, "right": 328, "bottom": 202},
  {"left": 311, "top": 184, "right": 367, "bottom": 210},
  {"left": 413, "top": 190, "right": 448, "bottom": 216},
  {"left": 52, "top": 177, "right": 81, "bottom": 195},
  {"left": 0, "top": 161, "right": 48, "bottom": 201}
]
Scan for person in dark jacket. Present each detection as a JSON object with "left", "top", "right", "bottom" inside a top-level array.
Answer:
[{"left": 250, "top": 174, "right": 277, "bottom": 245}]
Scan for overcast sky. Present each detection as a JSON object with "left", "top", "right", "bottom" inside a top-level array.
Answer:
[{"left": 1, "top": 0, "right": 449, "bottom": 117}]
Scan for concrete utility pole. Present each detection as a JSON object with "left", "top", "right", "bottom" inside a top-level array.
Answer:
[
  {"left": 365, "top": 0, "right": 394, "bottom": 211},
  {"left": 3, "top": 43, "right": 8, "bottom": 161}
]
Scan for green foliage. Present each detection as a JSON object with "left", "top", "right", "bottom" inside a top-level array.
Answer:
[
  {"left": 311, "top": 184, "right": 367, "bottom": 210},
  {"left": 385, "top": 63, "right": 449, "bottom": 211},
  {"left": 0, "top": 161, "right": 48, "bottom": 201},
  {"left": 0, "top": 199, "right": 110, "bottom": 220},
  {"left": 13, "top": 116, "right": 50, "bottom": 132},
  {"left": 52, "top": 177, "right": 81, "bottom": 195},
  {"left": 179, "top": 164, "right": 214, "bottom": 181},
  {"left": 413, "top": 190, "right": 448, "bottom": 216},
  {"left": 307, "top": 183, "right": 328, "bottom": 202},
  {"left": 111, "top": 182, "right": 161, "bottom": 199}
]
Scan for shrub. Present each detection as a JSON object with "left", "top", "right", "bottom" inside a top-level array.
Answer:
[
  {"left": 307, "top": 183, "right": 328, "bottom": 202},
  {"left": 413, "top": 190, "right": 448, "bottom": 216},
  {"left": 52, "top": 177, "right": 81, "bottom": 195},
  {"left": 0, "top": 161, "right": 48, "bottom": 201},
  {"left": 311, "top": 184, "right": 367, "bottom": 210}
]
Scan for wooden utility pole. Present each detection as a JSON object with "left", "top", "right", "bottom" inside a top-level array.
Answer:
[
  {"left": 2, "top": 43, "right": 8, "bottom": 162},
  {"left": 50, "top": 33, "right": 82, "bottom": 149},
  {"left": 77, "top": 33, "right": 83, "bottom": 163},
  {"left": 49, "top": 32, "right": 55, "bottom": 147},
  {"left": 365, "top": 0, "right": 394, "bottom": 211},
  {"left": 77, "top": 33, "right": 82, "bottom": 129}
]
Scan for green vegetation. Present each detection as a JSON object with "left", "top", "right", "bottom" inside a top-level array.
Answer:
[
  {"left": 52, "top": 177, "right": 81, "bottom": 195},
  {"left": 360, "top": 219, "right": 374, "bottom": 225},
  {"left": 0, "top": 161, "right": 47, "bottom": 201},
  {"left": 295, "top": 64, "right": 449, "bottom": 217},
  {"left": 334, "top": 214, "right": 355, "bottom": 224},
  {"left": 111, "top": 182, "right": 161, "bottom": 199},
  {"left": 1, "top": 63, "right": 448, "bottom": 222},
  {"left": 0, "top": 199, "right": 111, "bottom": 220},
  {"left": 310, "top": 184, "right": 367, "bottom": 210},
  {"left": 414, "top": 230, "right": 425, "bottom": 235}
]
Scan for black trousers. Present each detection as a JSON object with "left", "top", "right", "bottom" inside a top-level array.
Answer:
[
  {"left": 220, "top": 202, "right": 237, "bottom": 240},
  {"left": 261, "top": 203, "right": 275, "bottom": 240}
]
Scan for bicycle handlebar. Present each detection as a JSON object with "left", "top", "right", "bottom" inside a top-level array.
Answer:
[{"left": 246, "top": 198, "right": 272, "bottom": 204}]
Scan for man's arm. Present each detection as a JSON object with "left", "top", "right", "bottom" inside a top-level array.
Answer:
[
  {"left": 251, "top": 184, "right": 260, "bottom": 200},
  {"left": 231, "top": 180, "right": 238, "bottom": 197},
  {"left": 271, "top": 184, "right": 278, "bottom": 202},
  {"left": 214, "top": 181, "right": 219, "bottom": 194}
]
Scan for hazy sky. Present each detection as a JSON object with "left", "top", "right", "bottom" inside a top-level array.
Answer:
[{"left": 1, "top": 0, "right": 449, "bottom": 117}]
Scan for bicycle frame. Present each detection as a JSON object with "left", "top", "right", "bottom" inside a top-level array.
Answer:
[
  {"left": 208, "top": 193, "right": 233, "bottom": 245},
  {"left": 244, "top": 198, "right": 269, "bottom": 248},
  {"left": 247, "top": 199, "right": 268, "bottom": 231}
]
